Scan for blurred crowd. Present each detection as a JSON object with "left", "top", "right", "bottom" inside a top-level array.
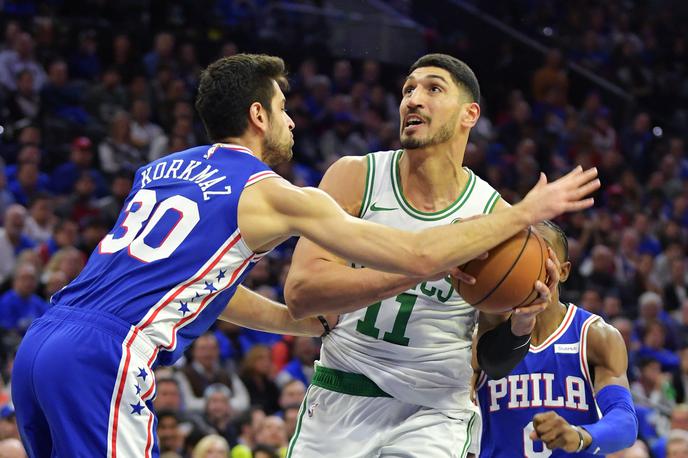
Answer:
[{"left": 0, "top": 1, "right": 687, "bottom": 457}]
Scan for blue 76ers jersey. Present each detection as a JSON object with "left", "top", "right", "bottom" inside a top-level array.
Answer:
[
  {"left": 477, "top": 304, "right": 602, "bottom": 458},
  {"left": 51, "top": 143, "right": 280, "bottom": 367}
]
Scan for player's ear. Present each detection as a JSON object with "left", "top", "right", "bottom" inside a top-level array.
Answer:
[
  {"left": 460, "top": 102, "right": 480, "bottom": 128},
  {"left": 248, "top": 102, "right": 268, "bottom": 134},
  {"left": 559, "top": 261, "right": 571, "bottom": 283}
]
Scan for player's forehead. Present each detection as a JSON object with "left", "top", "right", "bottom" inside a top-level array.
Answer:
[
  {"left": 405, "top": 66, "right": 453, "bottom": 87},
  {"left": 271, "top": 79, "right": 286, "bottom": 104},
  {"left": 535, "top": 224, "right": 564, "bottom": 257}
]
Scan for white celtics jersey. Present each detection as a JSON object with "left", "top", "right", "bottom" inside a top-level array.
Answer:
[{"left": 320, "top": 149, "right": 502, "bottom": 413}]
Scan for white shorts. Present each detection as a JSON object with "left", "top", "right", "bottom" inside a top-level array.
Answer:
[{"left": 287, "top": 381, "right": 480, "bottom": 458}]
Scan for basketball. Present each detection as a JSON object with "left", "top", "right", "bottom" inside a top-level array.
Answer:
[{"left": 454, "top": 227, "right": 548, "bottom": 313}]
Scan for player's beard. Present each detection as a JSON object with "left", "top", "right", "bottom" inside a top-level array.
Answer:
[
  {"left": 262, "top": 124, "right": 293, "bottom": 166},
  {"left": 400, "top": 110, "right": 459, "bottom": 150}
]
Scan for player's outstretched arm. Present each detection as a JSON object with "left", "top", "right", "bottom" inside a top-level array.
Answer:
[
  {"left": 531, "top": 320, "right": 637, "bottom": 454},
  {"left": 285, "top": 157, "right": 435, "bottom": 319},
  {"left": 240, "top": 165, "right": 599, "bottom": 317},
  {"left": 219, "top": 285, "right": 336, "bottom": 337}
]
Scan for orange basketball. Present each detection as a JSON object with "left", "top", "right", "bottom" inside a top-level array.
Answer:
[{"left": 454, "top": 227, "right": 548, "bottom": 313}]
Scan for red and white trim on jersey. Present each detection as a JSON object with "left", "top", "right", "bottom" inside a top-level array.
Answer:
[
  {"left": 245, "top": 170, "right": 281, "bottom": 187},
  {"left": 579, "top": 314, "right": 600, "bottom": 387},
  {"left": 204, "top": 143, "right": 255, "bottom": 160},
  {"left": 107, "top": 327, "right": 156, "bottom": 458},
  {"left": 529, "top": 305, "right": 577, "bottom": 353},
  {"left": 135, "top": 228, "right": 254, "bottom": 352}
]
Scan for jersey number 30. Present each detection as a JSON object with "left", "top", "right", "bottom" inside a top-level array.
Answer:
[{"left": 99, "top": 189, "right": 200, "bottom": 263}]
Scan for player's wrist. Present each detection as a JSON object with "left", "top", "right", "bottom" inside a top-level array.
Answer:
[{"left": 574, "top": 426, "right": 592, "bottom": 452}]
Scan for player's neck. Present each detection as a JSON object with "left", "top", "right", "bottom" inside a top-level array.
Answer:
[
  {"left": 216, "top": 135, "right": 264, "bottom": 161},
  {"left": 530, "top": 299, "right": 567, "bottom": 347},
  {"left": 399, "top": 140, "right": 470, "bottom": 212}
]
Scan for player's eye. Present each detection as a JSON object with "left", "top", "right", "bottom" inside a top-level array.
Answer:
[
  {"left": 403, "top": 86, "right": 414, "bottom": 95},
  {"left": 431, "top": 86, "right": 442, "bottom": 93}
]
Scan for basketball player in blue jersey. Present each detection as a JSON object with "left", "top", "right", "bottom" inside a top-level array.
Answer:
[
  {"left": 475, "top": 221, "right": 638, "bottom": 457},
  {"left": 12, "top": 53, "right": 598, "bottom": 458}
]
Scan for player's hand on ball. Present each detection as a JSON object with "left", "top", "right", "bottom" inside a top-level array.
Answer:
[
  {"left": 443, "top": 252, "right": 488, "bottom": 284},
  {"left": 530, "top": 411, "right": 591, "bottom": 452},
  {"left": 510, "top": 247, "right": 559, "bottom": 335}
]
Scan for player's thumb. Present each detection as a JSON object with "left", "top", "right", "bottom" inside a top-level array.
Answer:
[
  {"left": 530, "top": 430, "right": 539, "bottom": 441},
  {"left": 535, "top": 172, "right": 547, "bottom": 189}
]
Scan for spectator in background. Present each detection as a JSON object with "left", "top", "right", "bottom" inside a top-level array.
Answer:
[
  {"left": 632, "top": 357, "right": 677, "bottom": 414},
  {"left": 240, "top": 345, "right": 280, "bottom": 415},
  {"left": 68, "top": 29, "right": 100, "bottom": 82},
  {"left": 23, "top": 193, "right": 54, "bottom": 244},
  {"left": 203, "top": 383, "right": 238, "bottom": 446},
  {"left": 84, "top": 66, "right": 127, "bottom": 126},
  {"left": 55, "top": 171, "right": 102, "bottom": 227},
  {"left": 143, "top": 32, "right": 177, "bottom": 78},
  {"left": 253, "top": 416, "right": 288, "bottom": 457},
  {"left": 666, "top": 429, "right": 688, "bottom": 458},
  {"left": 157, "top": 410, "right": 185, "bottom": 456},
  {"left": 41, "top": 246, "right": 84, "bottom": 284},
  {"left": 672, "top": 349, "right": 688, "bottom": 404},
  {"left": 98, "top": 111, "right": 144, "bottom": 174},
  {"left": 275, "top": 337, "right": 318, "bottom": 388},
  {"left": 277, "top": 380, "right": 305, "bottom": 414},
  {"left": 318, "top": 112, "right": 367, "bottom": 170},
  {"left": 0, "top": 32, "right": 46, "bottom": 92},
  {"left": 636, "top": 321, "right": 681, "bottom": 372},
  {"left": 154, "top": 377, "right": 212, "bottom": 440},
  {"left": 0, "top": 205, "right": 34, "bottom": 284},
  {"left": 49, "top": 136, "right": 108, "bottom": 197},
  {"left": 665, "top": 258, "right": 688, "bottom": 313},
  {"left": 532, "top": 49, "right": 568, "bottom": 106},
  {"left": 0, "top": 438, "right": 26, "bottom": 458},
  {"left": 177, "top": 333, "right": 250, "bottom": 414},
  {"left": 230, "top": 408, "right": 264, "bottom": 458},
  {"left": 192, "top": 434, "right": 230, "bottom": 458},
  {"left": 4, "top": 69, "right": 41, "bottom": 130},
  {"left": 129, "top": 98, "right": 164, "bottom": 161},
  {"left": 0, "top": 263, "right": 49, "bottom": 333},
  {"left": 37, "top": 218, "right": 78, "bottom": 264},
  {"left": 40, "top": 59, "right": 89, "bottom": 126},
  {"left": 9, "top": 162, "right": 48, "bottom": 206},
  {"left": 96, "top": 171, "right": 132, "bottom": 225},
  {"left": 0, "top": 405, "right": 19, "bottom": 440}
]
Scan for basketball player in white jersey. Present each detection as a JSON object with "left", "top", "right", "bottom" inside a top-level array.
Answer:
[{"left": 284, "top": 54, "right": 569, "bottom": 457}]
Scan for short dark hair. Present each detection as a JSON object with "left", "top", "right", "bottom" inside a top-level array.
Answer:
[
  {"left": 540, "top": 220, "right": 569, "bottom": 261},
  {"left": 409, "top": 53, "right": 480, "bottom": 103},
  {"left": 195, "top": 54, "right": 288, "bottom": 141}
]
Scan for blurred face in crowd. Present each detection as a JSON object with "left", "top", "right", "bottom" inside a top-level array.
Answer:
[
  {"left": 154, "top": 380, "right": 181, "bottom": 411},
  {"left": 279, "top": 380, "right": 306, "bottom": 409},
  {"left": 672, "top": 405, "right": 688, "bottom": 430},
  {"left": 668, "top": 439, "right": 688, "bottom": 458},
  {"left": 16, "top": 70, "right": 34, "bottom": 95},
  {"left": 292, "top": 337, "right": 318, "bottom": 365},
  {"left": 643, "top": 322, "right": 666, "bottom": 349},
  {"left": 399, "top": 66, "right": 477, "bottom": 150},
  {"left": 48, "top": 60, "right": 68, "bottom": 86},
  {"left": 205, "top": 391, "right": 232, "bottom": 423},
  {"left": 4, "top": 206, "right": 27, "bottom": 239},
  {"left": 30, "top": 197, "right": 53, "bottom": 225},
  {"left": 44, "top": 271, "right": 68, "bottom": 298},
  {"left": 13, "top": 264, "right": 37, "bottom": 298},
  {"left": 254, "top": 416, "right": 287, "bottom": 448},
  {"left": 17, "top": 163, "right": 38, "bottom": 190},
  {"left": 70, "top": 145, "right": 92, "bottom": 169},
  {"left": 157, "top": 415, "right": 182, "bottom": 452},
  {"left": 55, "top": 220, "right": 78, "bottom": 247},
  {"left": 112, "top": 176, "right": 133, "bottom": 200},
  {"left": 192, "top": 334, "right": 220, "bottom": 371},
  {"left": 283, "top": 406, "right": 300, "bottom": 439},
  {"left": 262, "top": 80, "right": 295, "bottom": 166}
]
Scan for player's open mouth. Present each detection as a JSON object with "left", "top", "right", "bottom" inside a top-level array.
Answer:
[{"left": 403, "top": 114, "right": 426, "bottom": 132}]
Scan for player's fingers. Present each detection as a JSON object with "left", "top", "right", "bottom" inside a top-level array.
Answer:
[
  {"left": 532, "top": 411, "right": 555, "bottom": 428},
  {"left": 533, "top": 280, "right": 551, "bottom": 301},
  {"left": 570, "top": 178, "right": 601, "bottom": 200},
  {"left": 563, "top": 166, "right": 596, "bottom": 187},
  {"left": 450, "top": 267, "right": 476, "bottom": 285},
  {"left": 546, "top": 433, "right": 569, "bottom": 451},
  {"left": 565, "top": 197, "right": 595, "bottom": 212},
  {"left": 513, "top": 301, "right": 547, "bottom": 316}
]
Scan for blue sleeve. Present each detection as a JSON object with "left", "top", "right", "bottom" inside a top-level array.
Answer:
[{"left": 581, "top": 384, "right": 638, "bottom": 455}]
